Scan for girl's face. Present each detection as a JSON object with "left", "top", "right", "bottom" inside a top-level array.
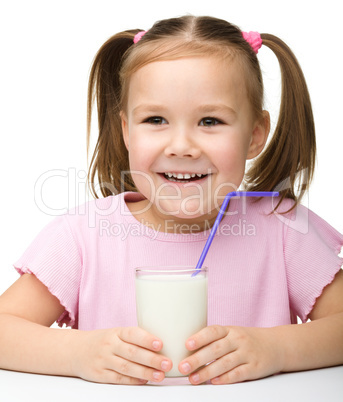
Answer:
[{"left": 121, "top": 56, "right": 268, "bottom": 227}]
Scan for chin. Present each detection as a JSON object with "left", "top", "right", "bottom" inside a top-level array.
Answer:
[{"left": 157, "top": 199, "right": 214, "bottom": 220}]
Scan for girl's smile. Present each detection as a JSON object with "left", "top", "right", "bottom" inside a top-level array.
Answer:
[
  {"left": 121, "top": 56, "right": 269, "bottom": 232},
  {"left": 160, "top": 172, "right": 210, "bottom": 183}
]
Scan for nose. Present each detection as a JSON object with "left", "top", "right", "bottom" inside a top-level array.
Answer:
[{"left": 164, "top": 129, "right": 201, "bottom": 159}]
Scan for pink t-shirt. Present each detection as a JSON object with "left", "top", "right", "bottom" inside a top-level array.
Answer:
[{"left": 14, "top": 192, "right": 343, "bottom": 330}]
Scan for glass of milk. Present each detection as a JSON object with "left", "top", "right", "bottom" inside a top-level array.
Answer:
[{"left": 135, "top": 266, "right": 208, "bottom": 377}]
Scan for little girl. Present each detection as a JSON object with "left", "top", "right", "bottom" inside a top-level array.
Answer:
[{"left": 0, "top": 15, "right": 342, "bottom": 386}]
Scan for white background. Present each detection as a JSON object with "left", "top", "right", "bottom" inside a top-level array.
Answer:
[{"left": 0, "top": 0, "right": 342, "bottom": 294}]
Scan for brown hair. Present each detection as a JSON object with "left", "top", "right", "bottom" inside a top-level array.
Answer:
[{"left": 87, "top": 15, "right": 316, "bottom": 210}]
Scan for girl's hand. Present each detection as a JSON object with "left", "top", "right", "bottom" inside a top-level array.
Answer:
[
  {"left": 72, "top": 327, "right": 172, "bottom": 385},
  {"left": 178, "top": 325, "right": 283, "bottom": 385}
]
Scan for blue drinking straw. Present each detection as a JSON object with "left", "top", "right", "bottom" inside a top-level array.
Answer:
[{"left": 192, "top": 191, "right": 279, "bottom": 277}]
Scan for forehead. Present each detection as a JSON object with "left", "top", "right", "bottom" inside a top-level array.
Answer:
[{"left": 126, "top": 56, "right": 248, "bottom": 109}]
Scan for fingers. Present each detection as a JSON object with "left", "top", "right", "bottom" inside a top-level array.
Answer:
[
  {"left": 187, "top": 354, "right": 247, "bottom": 385},
  {"left": 118, "top": 326, "right": 172, "bottom": 369},
  {"left": 179, "top": 326, "right": 278, "bottom": 385},
  {"left": 114, "top": 341, "right": 172, "bottom": 381},
  {"left": 100, "top": 368, "right": 148, "bottom": 385},
  {"left": 179, "top": 341, "right": 238, "bottom": 382},
  {"left": 118, "top": 326, "right": 164, "bottom": 352},
  {"left": 179, "top": 325, "right": 242, "bottom": 384},
  {"left": 77, "top": 327, "right": 173, "bottom": 385},
  {"left": 179, "top": 325, "right": 233, "bottom": 375},
  {"left": 185, "top": 325, "right": 229, "bottom": 352},
  {"left": 210, "top": 364, "right": 250, "bottom": 385},
  {"left": 112, "top": 327, "right": 172, "bottom": 383},
  {"left": 103, "top": 355, "right": 168, "bottom": 384}
]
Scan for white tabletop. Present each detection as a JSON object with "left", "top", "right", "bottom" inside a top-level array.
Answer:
[{"left": 1, "top": 366, "right": 342, "bottom": 402}]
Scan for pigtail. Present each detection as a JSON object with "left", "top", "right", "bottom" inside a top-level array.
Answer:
[
  {"left": 245, "top": 34, "right": 316, "bottom": 210},
  {"left": 87, "top": 30, "right": 140, "bottom": 198}
]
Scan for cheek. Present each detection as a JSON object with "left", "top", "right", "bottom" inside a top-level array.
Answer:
[
  {"left": 127, "top": 140, "right": 157, "bottom": 199},
  {"left": 213, "top": 136, "right": 249, "bottom": 172},
  {"left": 128, "top": 134, "right": 153, "bottom": 169},
  {"left": 212, "top": 139, "right": 249, "bottom": 192}
]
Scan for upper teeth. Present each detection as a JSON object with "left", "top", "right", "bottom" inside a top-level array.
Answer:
[{"left": 164, "top": 172, "right": 205, "bottom": 179}]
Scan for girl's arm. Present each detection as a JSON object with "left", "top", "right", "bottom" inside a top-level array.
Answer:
[
  {"left": 178, "top": 269, "right": 343, "bottom": 385},
  {"left": 0, "top": 274, "right": 171, "bottom": 383},
  {"left": 274, "top": 268, "right": 343, "bottom": 372},
  {"left": 0, "top": 273, "right": 73, "bottom": 375}
]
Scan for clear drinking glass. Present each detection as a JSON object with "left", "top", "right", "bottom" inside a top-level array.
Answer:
[{"left": 135, "top": 266, "right": 208, "bottom": 377}]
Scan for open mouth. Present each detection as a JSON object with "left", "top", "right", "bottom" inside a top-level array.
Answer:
[{"left": 161, "top": 172, "right": 209, "bottom": 183}]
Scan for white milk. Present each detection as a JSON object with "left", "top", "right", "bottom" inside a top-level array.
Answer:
[{"left": 135, "top": 273, "right": 208, "bottom": 377}]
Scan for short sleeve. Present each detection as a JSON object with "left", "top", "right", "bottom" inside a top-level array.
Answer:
[
  {"left": 13, "top": 215, "right": 82, "bottom": 328},
  {"left": 283, "top": 204, "right": 343, "bottom": 323}
]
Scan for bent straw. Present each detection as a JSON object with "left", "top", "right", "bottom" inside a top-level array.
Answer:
[{"left": 192, "top": 191, "right": 279, "bottom": 277}]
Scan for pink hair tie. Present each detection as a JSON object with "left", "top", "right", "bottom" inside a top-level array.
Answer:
[
  {"left": 242, "top": 31, "right": 262, "bottom": 54},
  {"left": 133, "top": 30, "right": 147, "bottom": 44}
]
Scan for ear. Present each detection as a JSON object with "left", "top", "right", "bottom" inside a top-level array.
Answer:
[
  {"left": 246, "top": 110, "right": 270, "bottom": 160},
  {"left": 120, "top": 111, "right": 129, "bottom": 151}
]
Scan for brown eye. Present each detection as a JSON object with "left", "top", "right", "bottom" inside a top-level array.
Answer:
[
  {"left": 200, "top": 117, "right": 221, "bottom": 127},
  {"left": 145, "top": 116, "right": 167, "bottom": 125}
]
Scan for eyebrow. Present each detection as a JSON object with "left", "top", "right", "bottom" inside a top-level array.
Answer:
[
  {"left": 132, "top": 104, "right": 168, "bottom": 115},
  {"left": 132, "top": 104, "right": 237, "bottom": 116},
  {"left": 196, "top": 104, "right": 237, "bottom": 116}
]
